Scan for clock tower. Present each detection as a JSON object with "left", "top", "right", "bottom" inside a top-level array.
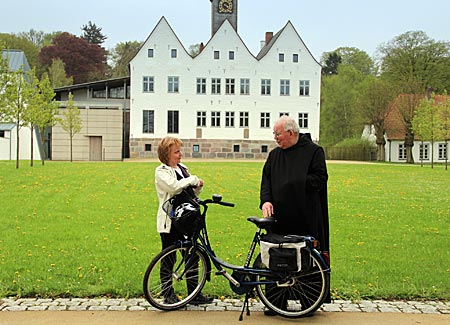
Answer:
[{"left": 211, "top": 0, "right": 237, "bottom": 36}]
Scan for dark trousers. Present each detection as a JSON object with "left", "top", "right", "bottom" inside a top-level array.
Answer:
[{"left": 160, "top": 229, "right": 198, "bottom": 297}]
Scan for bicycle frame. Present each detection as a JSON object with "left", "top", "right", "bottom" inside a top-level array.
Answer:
[{"left": 180, "top": 198, "right": 330, "bottom": 292}]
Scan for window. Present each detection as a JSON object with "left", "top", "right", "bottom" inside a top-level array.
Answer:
[
  {"left": 148, "top": 49, "right": 154, "bottom": 58},
  {"left": 240, "top": 78, "right": 250, "bottom": 95},
  {"left": 225, "top": 111, "right": 235, "bottom": 127},
  {"left": 197, "top": 111, "right": 206, "bottom": 127},
  {"left": 168, "top": 110, "right": 179, "bottom": 133},
  {"left": 214, "top": 50, "right": 220, "bottom": 59},
  {"left": 0, "top": 130, "right": 5, "bottom": 138},
  {"left": 280, "top": 79, "right": 290, "bottom": 96},
  {"left": 193, "top": 144, "right": 200, "bottom": 153},
  {"left": 196, "top": 78, "right": 206, "bottom": 94},
  {"left": 93, "top": 89, "right": 106, "bottom": 98},
  {"left": 293, "top": 53, "right": 298, "bottom": 63},
  {"left": 233, "top": 145, "right": 240, "bottom": 153},
  {"left": 145, "top": 144, "right": 152, "bottom": 151},
  {"left": 109, "top": 86, "right": 125, "bottom": 98},
  {"left": 168, "top": 76, "right": 179, "bottom": 93},
  {"left": 211, "top": 111, "right": 221, "bottom": 127},
  {"left": 298, "top": 113, "right": 309, "bottom": 128},
  {"left": 398, "top": 144, "right": 406, "bottom": 160},
  {"left": 261, "top": 145, "right": 268, "bottom": 153},
  {"left": 300, "top": 80, "right": 310, "bottom": 96},
  {"left": 239, "top": 111, "right": 249, "bottom": 127},
  {"left": 143, "top": 110, "right": 154, "bottom": 133},
  {"left": 278, "top": 53, "right": 285, "bottom": 62},
  {"left": 260, "top": 112, "right": 270, "bottom": 128},
  {"left": 261, "top": 79, "right": 271, "bottom": 95},
  {"left": 171, "top": 49, "right": 177, "bottom": 58},
  {"left": 211, "top": 78, "right": 221, "bottom": 94},
  {"left": 419, "top": 143, "right": 429, "bottom": 160},
  {"left": 279, "top": 112, "right": 289, "bottom": 117},
  {"left": 438, "top": 143, "right": 448, "bottom": 160},
  {"left": 143, "top": 76, "right": 154, "bottom": 92},
  {"left": 225, "top": 78, "right": 235, "bottom": 94},
  {"left": 229, "top": 51, "right": 235, "bottom": 60}
]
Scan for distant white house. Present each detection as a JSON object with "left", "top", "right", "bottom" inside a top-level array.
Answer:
[
  {"left": 1, "top": 50, "right": 42, "bottom": 161},
  {"left": 384, "top": 94, "right": 449, "bottom": 164},
  {"left": 129, "top": 0, "right": 322, "bottom": 159}
]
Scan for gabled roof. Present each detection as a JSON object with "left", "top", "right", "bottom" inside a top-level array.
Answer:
[
  {"left": 256, "top": 21, "right": 320, "bottom": 65},
  {"left": 385, "top": 94, "right": 448, "bottom": 140},
  {"left": 1, "top": 50, "right": 31, "bottom": 72}
]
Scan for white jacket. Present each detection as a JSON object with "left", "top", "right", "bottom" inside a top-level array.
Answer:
[{"left": 155, "top": 163, "right": 202, "bottom": 233}]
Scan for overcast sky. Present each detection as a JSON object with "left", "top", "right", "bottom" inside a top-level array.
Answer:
[{"left": 1, "top": 0, "right": 449, "bottom": 60}]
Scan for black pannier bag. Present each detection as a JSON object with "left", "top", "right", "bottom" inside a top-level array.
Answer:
[{"left": 260, "top": 233, "right": 312, "bottom": 272}]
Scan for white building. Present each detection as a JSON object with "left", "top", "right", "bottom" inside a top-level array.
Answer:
[
  {"left": 129, "top": 0, "right": 321, "bottom": 159},
  {"left": 1, "top": 50, "right": 42, "bottom": 161}
]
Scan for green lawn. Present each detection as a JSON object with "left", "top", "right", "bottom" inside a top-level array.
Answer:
[{"left": 0, "top": 160, "right": 448, "bottom": 301}]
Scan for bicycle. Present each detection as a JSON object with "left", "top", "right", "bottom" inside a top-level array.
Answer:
[{"left": 143, "top": 194, "right": 330, "bottom": 319}]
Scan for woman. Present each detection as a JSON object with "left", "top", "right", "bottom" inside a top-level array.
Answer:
[{"left": 155, "top": 136, "right": 213, "bottom": 305}]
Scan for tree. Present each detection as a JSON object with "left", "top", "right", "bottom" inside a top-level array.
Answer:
[
  {"left": 17, "top": 29, "right": 45, "bottom": 48},
  {"left": 110, "top": 41, "right": 141, "bottom": 77},
  {"left": 46, "top": 58, "right": 73, "bottom": 87},
  {"left": 357, "top": 77, "right": 396, "bottom": 161},
  {"left": 0, "top": 53, "right": 9, "bottom": 120},
  {"left": 25, "top": 71, "right": 60, "bottom": 165},
  {"left": 435, "top": 95, "right": 450, "bottom": 170},
  {"left": 412, "top": 95, "right": 441, "bottom": 168},
  {"left": 1, "top": 65, "right": 29, "bottom": 168},
  {"left": 81, "top": 21, "right": 107, "bottom": 45},
  {"left": 321, "top": 52, "right": 341, "bottom": 75},
  {"left": 39, "top": 32, "right": 107, "bottom": 84},
  {"left": 334, "top": 47, "right": 376, "bottom": 76},
  {"left": 59, "top": 92, "right": 82, "bottom": 162},
  {"left": 320, "top": 65, "right": 366, "bottom": 146},
  {"left": 0, "top": 33, "right": 40, "bottom": 70},
  {"left": 377, "top": 31, "right": 450, "bottom": 93}
]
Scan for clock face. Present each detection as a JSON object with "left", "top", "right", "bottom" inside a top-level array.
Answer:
[{"left": 218, "top": 0, "right": 233, "bottom": 14}]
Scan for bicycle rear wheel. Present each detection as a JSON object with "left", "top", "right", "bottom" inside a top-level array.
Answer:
[
  {"left": 143, "top": 243, "right": 208, "bottom": 310},
  {"left": 254, "top": 251, "right": 329, "bottom": 318}
]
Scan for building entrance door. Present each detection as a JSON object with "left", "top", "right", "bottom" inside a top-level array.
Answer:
[{"left": 89, "top": 136, "right": 102, "bottom": 161}]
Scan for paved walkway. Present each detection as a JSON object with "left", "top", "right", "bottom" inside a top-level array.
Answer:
[{"left": 1, "top": 297, "right": 449, "bottom": 314}]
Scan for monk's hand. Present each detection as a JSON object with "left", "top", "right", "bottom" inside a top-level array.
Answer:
[{"left": 262, "top": 202, "right": 274, "bottom": 218}]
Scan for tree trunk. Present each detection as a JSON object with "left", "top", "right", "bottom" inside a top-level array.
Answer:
[
  {"left": 404, "top": 122, "right": 415, "bottom": 164},
  {"left": 374, "top": 124, "right": 386, "bottom": 161},
  {"left": 15, "top": 123, "right": 20, "bottom": 169},
  {"left": 70, "top": 136, "right": 73, "bottom": 162},
  {"left": 30, "top": 126, "right": 34, "bottom": 167}
]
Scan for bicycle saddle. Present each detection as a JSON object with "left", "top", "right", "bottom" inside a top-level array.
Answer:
[{"left": 247, "top": 216, "right": 276, "bottom": 229}]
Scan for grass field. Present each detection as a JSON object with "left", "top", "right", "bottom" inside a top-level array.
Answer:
[{"left": 0, "top": 160, "right": 449, "bottom": 301}]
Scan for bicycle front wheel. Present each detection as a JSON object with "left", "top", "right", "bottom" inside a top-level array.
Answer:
[
  {"left": 143, "top": 243, "right": 209, "bottom": 310},
  {"left": 254, "top": 251, "right": 329, "bottom": 318}
]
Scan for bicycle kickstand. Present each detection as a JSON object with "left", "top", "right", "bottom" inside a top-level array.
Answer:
[{"left": 238, "top": 292, "right": 251, "bottom": 321}]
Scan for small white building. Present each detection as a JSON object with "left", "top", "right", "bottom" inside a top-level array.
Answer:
[
  {"left": 129, "top": 0, "right": 321, "bottom": 159},
  {"left": 1, "top": 50, "right": 42, "bottom": 161}
]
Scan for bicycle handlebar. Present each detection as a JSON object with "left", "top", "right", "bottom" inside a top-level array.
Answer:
[{"left": 199, "top": 194, "right": 235, "bottom": 208}]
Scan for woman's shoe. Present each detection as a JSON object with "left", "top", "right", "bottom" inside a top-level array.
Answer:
[
  {"left": 189, "top": 293, "right": 214, "bottom": 305},
  {"left": 264, "top": 309, "right": 277, "bottom": 316}
]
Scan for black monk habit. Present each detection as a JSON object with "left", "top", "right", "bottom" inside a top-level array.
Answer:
[{"left": 260, "top": 134, "right": 330, "bottom": 252}]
